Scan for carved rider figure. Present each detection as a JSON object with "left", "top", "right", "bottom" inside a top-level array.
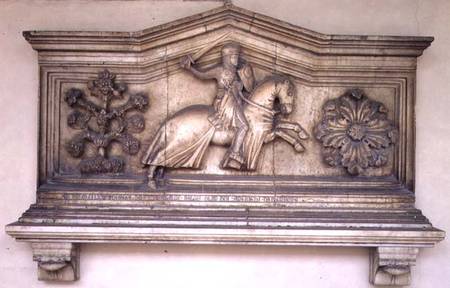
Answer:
[{"left": 180, "top": 42, "right": 255, "bottom": 169}]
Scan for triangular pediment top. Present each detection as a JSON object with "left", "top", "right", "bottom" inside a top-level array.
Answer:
[{"left": 24, "top": 3, "right": 433, "bottom": 57}]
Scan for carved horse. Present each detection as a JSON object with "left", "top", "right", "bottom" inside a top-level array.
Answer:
[{"left": 141, "top": 75, "right": 308, "bottom": 187}]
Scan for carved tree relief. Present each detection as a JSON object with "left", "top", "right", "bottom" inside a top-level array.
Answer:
[
  {"left": 315, "top": 89, "right": 398, "bottom": 175},
  {"left": 64, "top": 70, "right": 149, "bottom": 174}
]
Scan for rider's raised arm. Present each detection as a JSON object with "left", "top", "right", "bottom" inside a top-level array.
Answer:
[
  {"left": 188, "top": 64, "right": 220, "bottom": 80},
  {"left": 180, "top": 55, "right": 219, "bottom": 80}
]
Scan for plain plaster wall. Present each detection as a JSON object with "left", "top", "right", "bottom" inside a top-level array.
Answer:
[{"left": 1, "top": 0, "right": 449, "bottom": 287}]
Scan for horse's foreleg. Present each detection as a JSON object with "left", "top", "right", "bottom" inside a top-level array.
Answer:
[
  {"left": 274, "top": 129, "right": 305, "bottom": 152},
  {"left": 276, "top": 121, "right": 309, "bottom": 139},
  {"left": 263, "top": 128, "right": 305, "bottom": 152}
]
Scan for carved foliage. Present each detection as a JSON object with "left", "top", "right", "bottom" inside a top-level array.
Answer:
[
  {"left": 315, "top": 89, "right": 398, "bottom": 175},
  {"left": 65, "top": 70, "right": 149, "bottom": 173}
]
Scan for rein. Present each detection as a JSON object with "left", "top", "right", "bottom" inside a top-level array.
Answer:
[{"left": 239, "top": 82, "right": 280, "bottom": 116}]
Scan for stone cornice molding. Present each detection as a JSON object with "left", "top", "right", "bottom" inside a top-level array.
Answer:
[{"left": 24, "top": 4, "right": 432, "bottom": 57}]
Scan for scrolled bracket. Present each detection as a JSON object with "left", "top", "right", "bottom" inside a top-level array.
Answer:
[
  {"left": 31, "top": 242, "right": 80, "bottom": 282},
  {"left": 370, "top": 247, "right": 418, "bottom": 286}
]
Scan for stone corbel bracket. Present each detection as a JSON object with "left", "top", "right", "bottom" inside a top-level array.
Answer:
[
  {"left": 370, "top": 247, "right": 418, "bottom": 286},
  {"left": 31, "top": 242, "right": 80, "bottom": 281}
]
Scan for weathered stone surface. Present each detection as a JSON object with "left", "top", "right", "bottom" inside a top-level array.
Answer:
[
  {"left": 5, "top": 3, "right": 444, "bottom": 286},
  {"left": 32, "top": 243, "right": 79, "bottom": 282}
]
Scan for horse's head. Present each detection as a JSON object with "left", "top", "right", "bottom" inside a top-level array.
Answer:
[
  {"left": 275, "top": 76, "right": 295, "bottom": 115},
  {"left": 246, "top": 74, "right": 295, "bottom": 116}
]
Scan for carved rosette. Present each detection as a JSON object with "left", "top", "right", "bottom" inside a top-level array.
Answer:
[
  {"left": 64, "top": 70, "right": 149, "bottom": 174},
  {"left": 314, "top": 89, "right": 398, "bottom": 175}
]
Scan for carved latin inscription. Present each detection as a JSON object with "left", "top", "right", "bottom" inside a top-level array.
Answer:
[
  {"left": 315, "top": 89, "right": 398, "bottom": 175},
  {"left": 65, "top": 70, "right": 149, "bottom": 174}
]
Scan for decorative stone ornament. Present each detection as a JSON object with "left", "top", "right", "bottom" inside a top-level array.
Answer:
[
  {"left": 315, "top": 88, "right": 398, "bottom": 175},
  {"left": 5, "top": 2, "right": 444, "bottom": 286},
  {"left": 65, "top": 70, "right": 149, "bottom": 174},
  {"left": 370, "top": 247, "right": 419, "bottom": 286},
  {"left": 32, "top": 243, "right": 79, "bottom": 281}
]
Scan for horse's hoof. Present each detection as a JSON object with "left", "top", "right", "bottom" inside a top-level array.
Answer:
[
  {"left": 294, "top": 142, "right": 305, "bottom": 152},
  {"left": 228, "top": 152, "right": 244, "bottom": 164},
  {"left": 148, "top": 180, "right": 157, "bottom": 189},
  {"left": 298, "top": 129, "right": 309, "bottom": 140},
  {"left": 221, "top": 156, "right": 243, "bottom": 170},
  {"left": 156, "top": 178, "right": 166, "bottom": 188}
]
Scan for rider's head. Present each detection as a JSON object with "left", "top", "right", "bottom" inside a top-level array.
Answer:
[{"left": 222, "top": 42, "right": 240, "bottom": 67}]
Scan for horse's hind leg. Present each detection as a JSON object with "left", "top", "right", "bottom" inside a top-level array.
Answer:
[
  {"left": 147, "top": 166, "right": 165, "bottom": 189},
  {"left": 143, "top": 130, "right": 166, "bottom": 189},
  {"left": 146, "top": 162, "right": 166, "bottom": 188},
  {"left": 154, "top": 166, "right": 165, "bottom": 187},
  {"left": 147, "top": 165, "right": 157, "bottom": 189}
]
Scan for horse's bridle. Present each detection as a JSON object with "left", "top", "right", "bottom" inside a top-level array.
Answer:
[
  {"left": 239, "top": 94, "right": 278, "bottom": 116},
  {"left": 238, "top": 81, "right": 287, "bottom": 116}
]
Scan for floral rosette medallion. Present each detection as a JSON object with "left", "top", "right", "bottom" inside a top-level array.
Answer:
[{"left": 315, "top": 89, "right": 398, "bottom": 175}]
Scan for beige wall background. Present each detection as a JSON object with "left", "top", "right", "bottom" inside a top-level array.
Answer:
[{"left": 1, "top": 0, "right": 449, "bottom": 287}]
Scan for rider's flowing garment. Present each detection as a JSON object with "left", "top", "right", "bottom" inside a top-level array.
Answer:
[
  {"left": 242, "top": 104, "right": 274, "bottom": 170},
  {"left": 162, "top": 127, "right": 215, "bottom": 169},
  {"left": 142, "top": 86, "right": 240, "bottom": 170},
  {"left": 141, "top": 105, "right": 216, "bottom": 169},
  {"left": 209, "top": 87, "right": 241, "bottom": 130}
]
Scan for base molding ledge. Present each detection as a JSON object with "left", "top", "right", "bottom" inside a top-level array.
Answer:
[
  {"left": 31, "top": 242, "right": 80, "bottom": 282},
  {"left": 370, "top": 247, "right": 419, "bottom": 286}
]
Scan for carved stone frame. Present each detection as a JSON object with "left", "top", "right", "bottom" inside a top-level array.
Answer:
[{"left": 5, "top": 3, "right": 444, "bottom": 286}]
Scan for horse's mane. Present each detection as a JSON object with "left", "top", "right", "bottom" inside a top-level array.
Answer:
[{"left": 253, "top": 74, "right": 291, "bottom": 91}]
